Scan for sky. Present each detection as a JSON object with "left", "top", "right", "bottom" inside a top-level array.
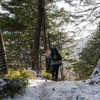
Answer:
[{"left": 0, "top": 60, "right": 100, "bottom": 100}]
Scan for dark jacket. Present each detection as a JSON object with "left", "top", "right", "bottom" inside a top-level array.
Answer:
[{"left": 48, "top": 48, "right": 62, "bottom": 66}]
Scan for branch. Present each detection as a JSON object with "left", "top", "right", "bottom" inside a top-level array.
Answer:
[{"left": 72, "top": 5, "right": 100, "bottom": 14}]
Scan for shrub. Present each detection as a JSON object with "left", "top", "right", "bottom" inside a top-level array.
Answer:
[
  {"left": 0, "top": 75, "right": 28, "bottom": 99},
  {"left": 0, "top": 69, "right": 35, "bottom": 100},
  {"left": 42, "top": 71, "right": 52, "bottom": 80},
  {"left": 4, "top": 69, "right": 35, "bottom": 80},
  {"left": 57, "top": 77, "right": 61, "bottom": 81},
  {"left": 21, "top": 70, "right": 35, "bottom": 79},
  {"left": 42, "top": 71, "right": 61, "bottom": 81}
]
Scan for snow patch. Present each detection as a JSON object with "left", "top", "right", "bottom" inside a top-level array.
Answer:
[{"left": 88, "top": 60, "right": 100, "bottom": 85}]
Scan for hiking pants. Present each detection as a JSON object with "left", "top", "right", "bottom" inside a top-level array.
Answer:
[{"left": 52, "top": 65, "right": 59, "bottom": 80}]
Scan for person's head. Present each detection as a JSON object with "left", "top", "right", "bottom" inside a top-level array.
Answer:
[{"left": 51, "top": 47, "right": 58, "bottom": 53}]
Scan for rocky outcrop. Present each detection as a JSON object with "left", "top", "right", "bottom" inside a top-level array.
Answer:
[{"left": 89, "top": 60, "right": 100, "bottom": 85}]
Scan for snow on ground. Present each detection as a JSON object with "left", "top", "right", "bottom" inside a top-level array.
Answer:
[
  {"left": 88, "top": 60, "right": 100, "bottom": 85},
  {"left": 1, "top": 60, "right": 100, "bottom": 100},
  {"left": 0, "top": 78, "right": 100, "bottom": 100}
]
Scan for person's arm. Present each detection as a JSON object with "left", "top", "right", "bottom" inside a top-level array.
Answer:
[{"left": 48, "top": 54, "right": 52, "bottom": 67}]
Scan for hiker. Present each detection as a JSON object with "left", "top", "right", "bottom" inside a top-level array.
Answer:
[{"left": 48, "top": 47, "right": 62, "bottom": 82}]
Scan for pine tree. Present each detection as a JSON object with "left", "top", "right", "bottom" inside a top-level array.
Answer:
[
  {"left": 73, "top": 22, "right": 100, "bottom": 80},
  {"left": 1, "top": 0, "right": 37, "bottom": 69},
  {"left": 0, "top": 0, "right": 78, "bottom": 77},
  {"left": 80, "top": 22, "right": 100, "bottom": 67}
]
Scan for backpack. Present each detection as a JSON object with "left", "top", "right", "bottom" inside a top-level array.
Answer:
[{"left": 51, "top": 48, "right": 60, "bottom": 61}]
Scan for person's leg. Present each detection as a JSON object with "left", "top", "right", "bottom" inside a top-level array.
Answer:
[
  {"left": 52, "top": 65, "right": 55, "bottom": 80},
  {"left": 55, "top": 65, "right": 59, "bottom": 82}
]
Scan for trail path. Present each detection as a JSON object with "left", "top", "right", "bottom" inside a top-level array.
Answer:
[
  {"left": 1, "top": 77, "right": 97, "bottom": 100},
  {"left": 37, "top": 79, "right": 94, "bottom": 100},
  {"left": 31, "top": 69, "right": 94, "bottom": 100}
]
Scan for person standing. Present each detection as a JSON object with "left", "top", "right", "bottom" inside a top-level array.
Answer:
[{"left": 48, "top": 47, "right": 62, "bottom": 82}]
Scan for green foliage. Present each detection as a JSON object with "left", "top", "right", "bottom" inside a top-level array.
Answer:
[
  {"left": 42, "top": 71, "right": 61, "bottom": 81},
  {"left": 73, "top": 61, "right": 94, "bottom": 80},
  {"left": 4, "top": 68, "right": 35, "bottom": 80},
  {"left": 21, "top": 70, "right": 35, "bottom": 79},
  {"left": 0, "top": 0, "right": 37, "bottom": 69},
  {"left": 0, "top": 69, "right": 35, "bottom": 99},
  {"left": 42, "top": 71, "right": 52, "bottom": 80},
  {"left": 79, "top": 22, "right": 100, "bottom": 67},
  {"left": 72, "top": 22, "right": 100, "bottom": 80},
  {"left": 0, "top": 0, "right": 77, "bottom": 77}
]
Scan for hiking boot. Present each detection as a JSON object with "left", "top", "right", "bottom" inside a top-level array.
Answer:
[{"left": 55, "top": 79, "right": 57, "bottom": 82}]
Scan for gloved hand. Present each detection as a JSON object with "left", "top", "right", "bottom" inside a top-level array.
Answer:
[{"left": 48, "top": 65, "right": 50, "bottom": 67}]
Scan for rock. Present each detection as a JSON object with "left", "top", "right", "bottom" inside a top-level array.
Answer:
[
  {"left": 94, "top": 71, "right": 99, "bottom": 75},
  {"left": 83, "top": 80, "right": 85, "bottom": 82},
  {"left": 76, "top": 95, "right": 78, "bottom": 100},
  {"left": 52, "top": 88, "right": 55, "bottom": 91},
  {"left": 45, "top": 80, "right": 47, "bottom": 82},
  {"left": 96, "top": 81, "right": 98, "bottom": 84},
  {"left": 88, "top": 60, "right": 100, "bottom": 85},
  {"left": 89, "top": 80, "right": 94, "bottom": 85}
]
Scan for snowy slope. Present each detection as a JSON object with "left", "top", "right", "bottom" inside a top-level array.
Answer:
[
  {"left": 1, "top": 60, "right": 100, "bottom": 100},
  {"left": 88, "top": 60, "right": 100, "bottom": 85}
]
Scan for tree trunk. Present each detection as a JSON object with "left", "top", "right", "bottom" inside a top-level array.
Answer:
[
  {"left": 59, "top": 33, "right": 64, "bottom": 80},
  {"left": 32, "top": 0, "right": 43, "bottom": 75},
  {"left": 39, "top": 48, "right": 41, "bottom": 76},
  {"left": 69, "top": 69, "right": 70, "bottom": 81},
  {"left": 31, "top": 42, "right": 35, "bottom": 70},
  {"left": 48, "top": 35, "right": 51, "bottom": 50},
  {"left": 60, "top": 65, "right": 64, "bottom": 80},
  {"left": 0, "top": 27, "right": 8, "bottom": 77},
  {"left": 47, "top": 34, "right": 52, "bottom": 73},
  {"left": 42, "top": 0, "right": 49, "bottom": 72}
]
